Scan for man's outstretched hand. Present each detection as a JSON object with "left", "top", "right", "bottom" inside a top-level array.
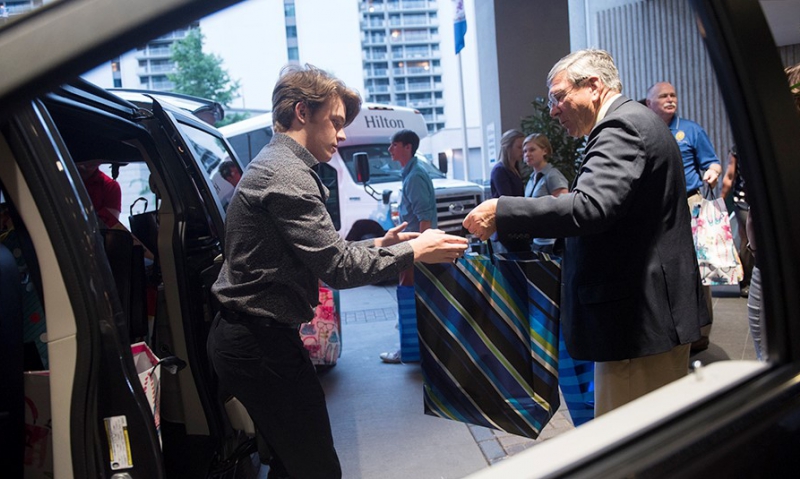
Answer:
[
  {"left": 409, "top": 229, "right": 468, "bottom": 263},
  {"left": 462, "top": 199, "right": 498, "bottom": 241}
]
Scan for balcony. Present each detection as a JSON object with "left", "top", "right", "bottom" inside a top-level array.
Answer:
[
  {"left": 392, "top": 66, "right": 438, "bottom": 77},
  {"left": 364, "top": 51, "right": 389, "bottom": 61},
  {"left": 407, "top": 82, "right": 432, "bottom": 92},
  {"left": 386, "top": 0, "right": 436, "bottom": 12},
  {"left": 390, "top": 32, "right": 439, "bottom": 44},
  {"left": 136, "top": 46, "right": 172, "bottom": 59},
  {"left": 365, "top": 68, "right": 389, "bottom": 78},
  {"left": 363, "top": 36, "right": 388, "bottom": 46},
  {"left": 137, "top": 63, "right": 175, "bottom": 76},
  {"left": 407, "top": 99, "right": 434, "bottom": 108},
  {"left": 362, "top": 19, "right": 386, "bottom": 29},
  {"left": 366, "top": 84, "right": 391, "bottom": 94}
]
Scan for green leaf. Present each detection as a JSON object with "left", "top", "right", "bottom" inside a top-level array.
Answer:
[{"left": 168, "top": 28, "right": 240, "bottom": 109}]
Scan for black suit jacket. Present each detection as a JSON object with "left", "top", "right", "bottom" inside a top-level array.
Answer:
[{"left": 497, "top": 96, "right": 709, "bottom": 361}]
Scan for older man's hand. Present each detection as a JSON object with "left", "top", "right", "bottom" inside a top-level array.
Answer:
[{"left": 462, "top": 198, "right": 499, "bottom": 241}]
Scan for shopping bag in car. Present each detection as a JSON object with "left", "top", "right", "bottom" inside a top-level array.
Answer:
[
  {"left": 691, "top": 194, "right": 744, "bottom": 285},
  {"left": 23, "top": 371, "right": 53, "bottom": 479},
  {"left": 131, "top": 341, "right": 162, "bottom": 447},
  {"left": 415, "top": 253, "right": 561, "bottom": 439},
  {"left": 299, "top": 284, "right": 342, "bottom": 366}
]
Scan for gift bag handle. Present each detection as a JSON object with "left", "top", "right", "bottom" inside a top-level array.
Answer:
[{"left": 702, "top": 182, "right": 718, "bottom": 201}]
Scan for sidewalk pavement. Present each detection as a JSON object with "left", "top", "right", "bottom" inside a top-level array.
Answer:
[{"left": 312, "top": 283, "right": 755, "bottom": 478}]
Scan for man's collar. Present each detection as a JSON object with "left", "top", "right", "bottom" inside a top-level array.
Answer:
[
  {"left": 668, "top": 115, "right": 679, "bottom": 128},
  {"left": 273, "top": 133, "right": 318, "bottom": 168},
  {"left": 596, "top": 93, "right": 623, "bottom": 124},
  {"left": 401, "top": 155, "right": 418, "bottom": 176}
]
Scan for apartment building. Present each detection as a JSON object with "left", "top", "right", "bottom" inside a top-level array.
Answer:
[{"left": 360, "top": 0, "right": 446, "bottom": 133}]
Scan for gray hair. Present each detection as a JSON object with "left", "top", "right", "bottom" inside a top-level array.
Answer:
[{"left": 547, "top": 49, "right": 623, "bottom": 93}]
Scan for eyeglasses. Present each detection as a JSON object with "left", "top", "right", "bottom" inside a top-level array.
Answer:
[{"left": 547, "top": 80, "right": 585, "bottom": 109}]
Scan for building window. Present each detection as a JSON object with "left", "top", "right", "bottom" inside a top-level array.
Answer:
[
  {"left": 288, "top": 47, "right": 299, "bottom": 61},
  {"left": 286, "top": 25, "right": 297, "bottom": 38}
]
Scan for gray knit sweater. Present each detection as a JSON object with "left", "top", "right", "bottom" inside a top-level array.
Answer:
[{"left": 212, "top": 133, "right": 414, "bottom": 325}]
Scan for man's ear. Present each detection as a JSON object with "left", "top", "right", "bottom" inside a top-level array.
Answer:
[{"left": 295, "top": 102, "right": 307, "bottom": 124}]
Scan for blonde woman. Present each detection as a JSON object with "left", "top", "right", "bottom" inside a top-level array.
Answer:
[
  {"left": 523, "top": 133, "right": 568, "bottom": 253},
  {"left": 489, "top": 129, "right": 526, "bottom": 252},
  {"left": 490, "top": 129, "right": 525, "bottom": 199}
]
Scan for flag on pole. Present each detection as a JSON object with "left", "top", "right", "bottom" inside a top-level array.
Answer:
[{"left": 453, "top": 0, "right": 467, "bottom": 54}]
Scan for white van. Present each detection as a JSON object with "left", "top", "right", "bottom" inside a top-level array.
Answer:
[{"left": 220, "top": 103, "right": 484, "bottom": 240}]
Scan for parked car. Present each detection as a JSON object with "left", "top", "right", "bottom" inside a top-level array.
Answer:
[
  {"left": 1, "top": 72, "right": 256, "bottom": 477},
  {"left": 0, "top": 1, "right": 799, "bottom": 478}
]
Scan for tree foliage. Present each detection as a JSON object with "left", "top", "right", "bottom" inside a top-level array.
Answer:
[
  {"left": 520, "top": 97, "right": 585, "bottom": 183},
  {"left": 169, "top": 28, "right": 240, "bottom": 107}
]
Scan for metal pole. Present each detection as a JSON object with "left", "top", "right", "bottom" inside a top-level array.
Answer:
[{"left": 458, "top": 52, "right": 470, "bottom": 181}]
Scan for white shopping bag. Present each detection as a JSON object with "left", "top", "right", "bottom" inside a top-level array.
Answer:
[{"left": 131, "top": 342, "right": 162, "bottom": 448}]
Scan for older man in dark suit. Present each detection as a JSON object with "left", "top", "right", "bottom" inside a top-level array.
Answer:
[{"left": 464, "top": 49, "right": 708, "bottom": 416}]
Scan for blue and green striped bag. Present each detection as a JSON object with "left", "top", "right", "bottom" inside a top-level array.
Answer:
[{"left": 414, "top": 252, "right": 562, "bottom": 439}]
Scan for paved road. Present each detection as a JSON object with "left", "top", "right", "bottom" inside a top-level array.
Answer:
[{"left": 288, "top": 283, "right": 755, "bottom": 478}]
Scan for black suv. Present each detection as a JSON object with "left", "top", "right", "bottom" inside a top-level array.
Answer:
[{"left": 1, "top": 76, "right": 254, "bottom": 477}]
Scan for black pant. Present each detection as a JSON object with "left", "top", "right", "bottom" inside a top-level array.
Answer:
[{"left": 207, "top": 314, "right": 341, "bottom": 479}]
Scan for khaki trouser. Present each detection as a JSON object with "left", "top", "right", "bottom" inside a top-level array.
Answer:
[{"left": 594, "top": 343, "right": 692, "bottom": 416}]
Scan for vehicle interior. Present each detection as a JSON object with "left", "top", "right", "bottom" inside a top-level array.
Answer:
[{"left": 1, "top": 79, "right": 256, "bottom": 477}]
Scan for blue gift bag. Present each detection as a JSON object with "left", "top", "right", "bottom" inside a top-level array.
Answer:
[
  {"left": 498, "top": 252, "right": 594, "bottom": 426},
  {"left": 557, "top": 334, "right": 595, "bottom": 426},
  {"left": 397, "top": 284, "right": 420, "bottom": 362}
]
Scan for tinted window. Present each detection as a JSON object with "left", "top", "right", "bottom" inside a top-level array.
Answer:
[{"left": 177, "top": 122, "right": 240, "bottom": 211}]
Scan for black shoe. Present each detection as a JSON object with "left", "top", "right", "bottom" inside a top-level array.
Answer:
[
  {"left": 691, "top": 336, "right": 710, "bottom": 353},
  {"left": 740, "top": 285, "right": 750, "bottom": 298}
]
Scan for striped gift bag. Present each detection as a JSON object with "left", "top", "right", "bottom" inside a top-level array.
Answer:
[
  {"left": 397, "top": 285, "right": 420, "bottom": 362},
  {"left": 415, "top": 253, "right": 561, "bottom": 439},
  {"left": 557, "top": 335, "right": 595, "bottom": 426},
  {"left": 499, "top": 252, "right": 594, "bottom": 426}
]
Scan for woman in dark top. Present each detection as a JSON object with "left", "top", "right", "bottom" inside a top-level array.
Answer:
[
  {"left": 489, "top": 129, "right": 525, "bottom": 252},
  {"left": 490, "top": 129, "right": 525, "bottom": 199}
]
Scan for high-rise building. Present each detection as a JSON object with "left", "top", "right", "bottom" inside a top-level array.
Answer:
[
  {"left": 360, "top": 0, "right": 445, "bottom": 134},
  {"left": 284, "top": 0, "right": 299, "bottom": 63},
  {"left": 133, "top": 24, "right": 196, "bottom": 91}
]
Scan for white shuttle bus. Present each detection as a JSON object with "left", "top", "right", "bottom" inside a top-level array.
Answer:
[{"left": 221, "top": 103, "right": 484, "bottom": 240}]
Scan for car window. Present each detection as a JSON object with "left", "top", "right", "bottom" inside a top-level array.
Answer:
[
  {"left": 339, "top": 144, "right": 445, "bottom": 184},
  {"left": 175, "top": 121, "right": 240, "bottom": 211}
]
